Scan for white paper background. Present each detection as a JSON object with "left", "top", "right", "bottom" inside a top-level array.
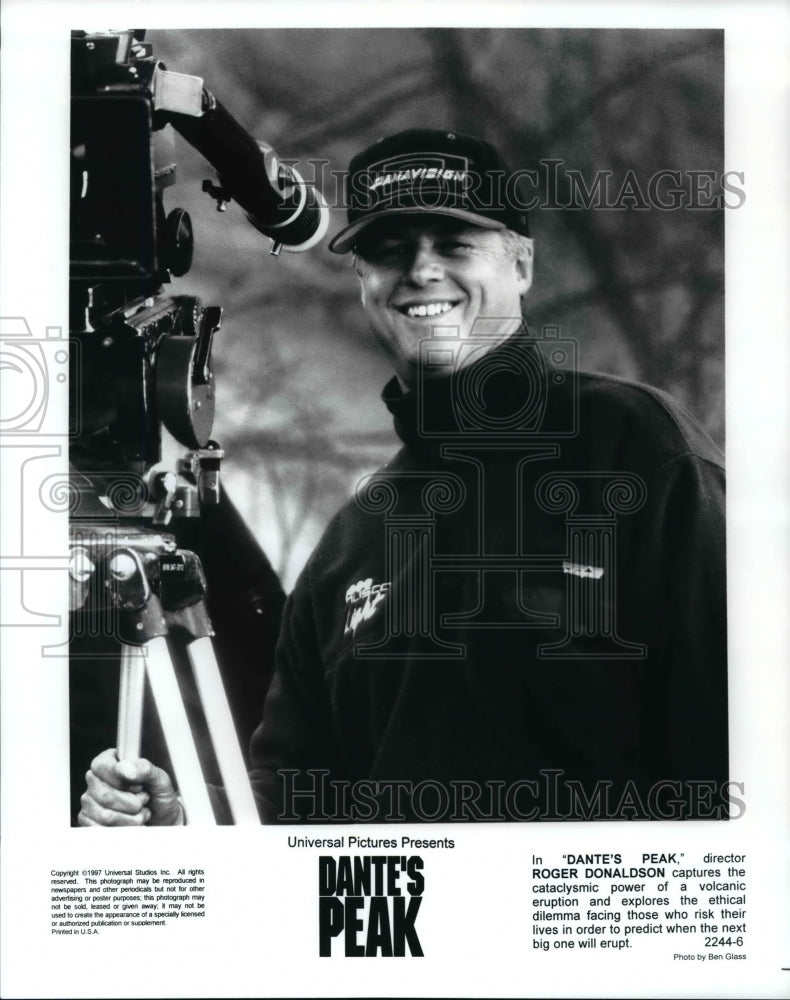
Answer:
[{"left": 1, "top": 1, "right": 788, "bottom": 998}]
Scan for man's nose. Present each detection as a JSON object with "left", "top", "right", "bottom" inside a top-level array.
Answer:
[{"left": 406, "top": 245, "right": 444, "bottom": 285}]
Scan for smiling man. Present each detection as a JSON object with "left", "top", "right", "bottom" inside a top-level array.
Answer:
[
  {"left": 80, "top": 129, "right": 728, "bottom": 826},
  {"left": 350, "top": 215, "right": 531, "bottom": 389},
  {"left": 334, "top": 130, "right": 534, "bottom": 391}
]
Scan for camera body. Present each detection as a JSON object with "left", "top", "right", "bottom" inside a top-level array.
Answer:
[
  {"left": 71, "top": 30, "right": 205, "bottom": 286},
  {"left": 415, "top": 322, "right": 579, "bottom": 440},
  {"left": 70, "top": 30, "right": 222, "bottom": 516},
  {"left": 70, "top": 30, "right": 327, "bottom": 519}
]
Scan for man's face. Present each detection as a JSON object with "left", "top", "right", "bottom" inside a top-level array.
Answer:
[{"left": 354, "top": 216, "right": 533, "bottom": 389}]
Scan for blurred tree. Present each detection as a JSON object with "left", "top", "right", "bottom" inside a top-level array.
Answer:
[{"left": 149, "top": 28, "right": 725, "bottom": 587}]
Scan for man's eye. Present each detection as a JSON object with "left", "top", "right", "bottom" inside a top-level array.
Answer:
[
  {"left": 362, "top": 243, "right": 408, "bottom": 262},
  {"left": 439, "top": 240, "right": 472, "bottom": 253}
]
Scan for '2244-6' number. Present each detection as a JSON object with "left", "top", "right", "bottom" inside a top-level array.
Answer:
[{"left": 704, "top": 936, "right": 744, "bottom": 948}]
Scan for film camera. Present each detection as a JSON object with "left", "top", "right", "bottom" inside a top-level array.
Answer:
[
  {"left": 69, "top": 30, "right": 322, "bottom": 823},
  {"left": 70, "top": 28, "right": 327, "bottom": 514}
]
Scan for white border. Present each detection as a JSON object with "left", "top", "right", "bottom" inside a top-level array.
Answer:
[{"left": 2, "top": 2, "right": 788, "bottom": 998}]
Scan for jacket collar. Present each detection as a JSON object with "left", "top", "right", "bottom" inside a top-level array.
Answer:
[{"left": 383, "top": 327, "right": 546, "bottom": 449}]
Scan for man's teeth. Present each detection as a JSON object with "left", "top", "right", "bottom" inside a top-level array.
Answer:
[{"left": 405, "top": 302, "right": 455, "bottom": 318}]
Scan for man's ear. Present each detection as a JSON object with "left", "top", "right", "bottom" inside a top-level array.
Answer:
[
  {"left": 353, "top": 253, "right": 368, "bottom": 305},
  {"left": 515, "top": 240, "right": 534, "bottom": 297},
  {"left": 357, "top": 275, "right": 368, "bottom": 309}
]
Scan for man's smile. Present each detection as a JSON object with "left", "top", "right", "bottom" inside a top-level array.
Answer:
[{"left": 394, "top": 300, "right": 461, "bottom": 318}]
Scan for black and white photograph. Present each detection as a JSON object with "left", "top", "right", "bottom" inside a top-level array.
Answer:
[
  {"left": 70, "top": 25, "right": 729, "bottom": 828},
  {"left": 1, "top": 2, "right": 788, "bottom": 998}
]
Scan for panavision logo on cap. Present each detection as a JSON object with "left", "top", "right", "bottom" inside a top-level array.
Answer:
[{"left": 365, "top": 151, "right": 472, "bottom": 197}]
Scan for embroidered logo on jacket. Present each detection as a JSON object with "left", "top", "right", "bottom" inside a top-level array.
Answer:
[
  {"left": 562, "top": 561, "right": 604, "bottom": 580},
  {"left": 344, "top": 578, "right": 391, "bottom": 636}
]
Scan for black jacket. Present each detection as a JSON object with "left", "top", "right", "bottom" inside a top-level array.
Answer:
[{"left": 249, "top": 334, "right": 727, "bottom": 822}]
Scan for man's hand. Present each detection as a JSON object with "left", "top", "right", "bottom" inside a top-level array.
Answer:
[{"left": 78, "top": 748, "right": 184, "bottom": 827}]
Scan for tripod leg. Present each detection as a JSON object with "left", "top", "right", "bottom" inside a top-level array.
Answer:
[
  {"left": 143, "top": 635, "right": 215, "bottom": 825},
  {"left": 117, "top": 644, "right": 145, "bottom": 760},
  {"left": 186, "top": 636, "right": 260, "bottom": 825}
]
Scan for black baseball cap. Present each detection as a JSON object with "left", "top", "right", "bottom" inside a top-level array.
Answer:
[{"left": 328, "top": 128, "right": 531, "bottom": 254}]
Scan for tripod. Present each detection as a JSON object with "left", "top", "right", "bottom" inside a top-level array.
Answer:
[{"left": 71, "top": 527, "right": 259, "bottom": 825}]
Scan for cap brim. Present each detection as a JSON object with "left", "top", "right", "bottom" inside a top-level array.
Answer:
[{"left": 327, "top": 206, "right": 506, "bottom": 254}]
